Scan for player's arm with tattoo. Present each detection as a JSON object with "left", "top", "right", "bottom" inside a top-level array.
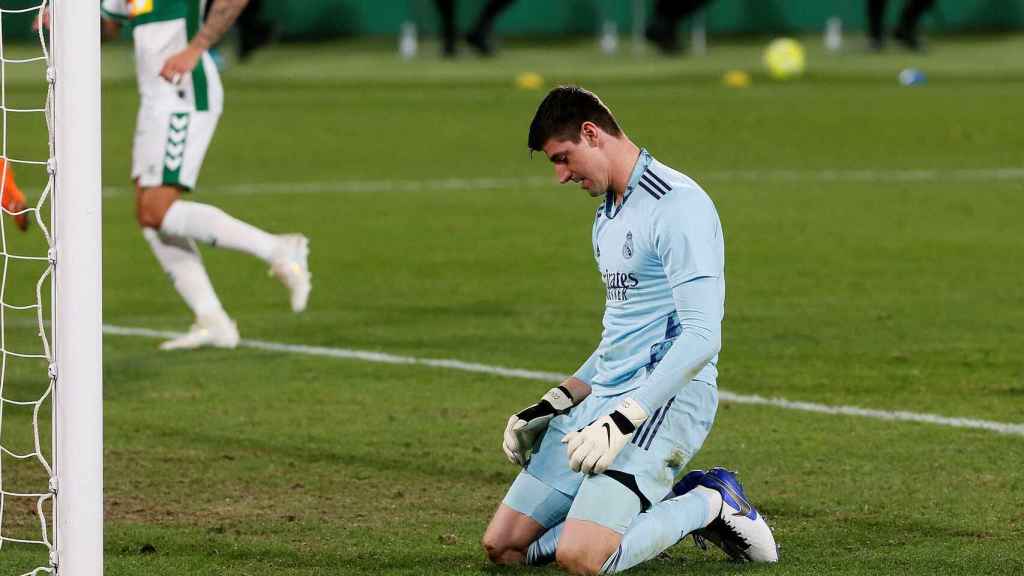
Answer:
[{"left": 160, "top": 0, "right": 250, "bottom": 82}]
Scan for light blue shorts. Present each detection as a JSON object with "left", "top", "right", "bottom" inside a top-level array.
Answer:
[{"left": 503, "top": 377, "right": 717, "bottom": 534}]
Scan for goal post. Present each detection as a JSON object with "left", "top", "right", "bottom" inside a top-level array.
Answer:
[{"left": 51, "top": 0, "right": 103, "bottom": 574}]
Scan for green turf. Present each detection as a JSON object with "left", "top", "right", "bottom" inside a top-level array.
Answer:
[{"left": 1, "top": 34, "right": 1023, "bottom": 574}]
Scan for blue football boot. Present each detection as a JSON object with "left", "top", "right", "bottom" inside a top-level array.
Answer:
[
  {"left": 696, "top": 467, "right": 779, "bottom": 562},
  {"left": 669, "top": 469, "right": 707, "bottom": 498}
]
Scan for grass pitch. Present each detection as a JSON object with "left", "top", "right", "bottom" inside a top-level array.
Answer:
[{"left": 1, "top": 33, "right": 1023, "bottom": 574}]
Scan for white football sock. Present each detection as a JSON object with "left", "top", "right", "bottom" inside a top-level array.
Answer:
[
  {"left": 143, "top": 227, "right": 224, "bottom": 318},
  {"left": 161, "top": 200, "right": 278, "bottom": 262},
  {"left": 600, "top": 487, "right": 721, "bottom": 574}
]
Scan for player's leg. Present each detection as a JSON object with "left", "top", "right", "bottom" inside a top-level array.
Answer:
[
  {"left": 483, "top": 470, "right": 573, "bottom": 565},
  {"left": 554, "top": 380, "right": 724, "bottom": 574},
  {"left": 481, "top": 503, "right": 546, "bottom": 564},
  {"left": 497, "top": 382, "right": 713, "bottom": 574},
  {"left": 555, "top": 517, "right": 620, "bottom": 575},
  {"left": 672, "top": 467, "right": 779, "bottom": 563},
  {"left": 159, "top": 110, "right": 278, "bottom": 263},
  {"left": 540, "top": 387, "right": 658, "bottom": 574},
  {"left": 433, "top": 0, "right": 457, "bottom": 57},
  {"left": 893, "top": 0, "right": 935, "bottom": 50},
  {"left": 646, "top": 0, "right": 712, "bottom": 54},
  {"left": 136, "top": 183, "right": 181, "bottom": 230},
  {"left": 609, "top": 380, "right": 777, "bottom": 570},
  {"left": 137, "top": 183, "right": 311, "bottom": 315},
  {"left": 483, "top": 394, "right": 619, "bottom": 566},
  {"left": 524, "top": 477, "right": 718, "bottom": 575},
  {"left": 555, "top": 473, "right": 715, "bottom": 575},
  {"left": 134, "top": 103, "right": 235, "bottom": 349},
  {"left": 137, "top": 183, "right": 239, "bottom": 349},
  {"left": 131, "top": 107, "right": 249, "bottom": 345},
  {"left": 569, "top": 478, "right": 720, "bottom": 574},
  {"left": 867, "top": 0, "right": 888, "bottom": 50},
  {"left": 538, "top": 471, "right": 777, "bottom": 574},
  {"left": 483, "top": 428, "right": 580, "bottom": 566},
  {"left": 466, "top": 0, "right": 515, "bottom": 56},
  {"left": 158, "top": 197, "right": 311, "bottom": 313},
  {"left": 141, "top": 229, "right": 240, "bottom": 350},
  {"left": 139, "top": 108, "right": 311, "bottom": 312},
  {"left": 235, "top": 0, "right": 273, "bottom": 61}
]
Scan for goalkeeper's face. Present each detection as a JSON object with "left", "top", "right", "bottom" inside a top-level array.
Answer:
[{"left": 542, "top": 123, "right": 613, "bottom": 198}]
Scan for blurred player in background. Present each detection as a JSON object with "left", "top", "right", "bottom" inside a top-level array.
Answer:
[
  {"left": 1, "top": 159, "right": 29, "bottom": 232},
  {"left": 100, "top": 0, "right": 311, "bottom": 350},
  {"left": 645, "top": 0, "right": 712, "bottom": 54},
  {"left": 234, "top": 0, "right": 273, "bottom": 60},
  {"left": 205, "top": 0, "right": 273, "bottom": 62},
  {"left": 868, "top": 0, "right": 936, "bottom": 51},
  {"left": 481, "top": 86, "right": 777, "bottom": 574},
  {"left": 433, "top": 0, "right": 516, "bottom": 57}
]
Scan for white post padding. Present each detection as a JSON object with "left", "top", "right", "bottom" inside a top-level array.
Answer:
[{"left": 52, "top": 0, "right": 103, "bottom": 573}]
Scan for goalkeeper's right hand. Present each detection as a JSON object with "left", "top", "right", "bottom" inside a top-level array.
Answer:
[{"left": 502, "top": 385, "right": 577, "bottom": 466}]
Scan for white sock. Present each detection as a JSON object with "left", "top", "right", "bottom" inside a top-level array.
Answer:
[
  {"left": 143, "top": 227, "right": 224, "bottom": 318},
  {"left": 160, "top": 200, "right": 278, "bottom": 262},
  {"left": 600, "top": 487, "right": 722, "bottom": 574}
]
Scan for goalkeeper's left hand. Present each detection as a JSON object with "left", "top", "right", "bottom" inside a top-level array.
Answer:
[{"left": 562, "top": 398, "right": 647, "bottom": 475}]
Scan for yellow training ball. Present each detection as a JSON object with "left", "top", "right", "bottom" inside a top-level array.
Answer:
[
  {"left": 722, "top": 69, "right": 752, "bottom": 88},
  {"left": 515, "top": 72, "right": 544, "bottom": 90},
  {"left": 763, "top": 38, "right": 806, "bottom": 80}
]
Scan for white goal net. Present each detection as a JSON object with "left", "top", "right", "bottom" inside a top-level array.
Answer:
[{"left": 0, "top": 1, "right": 102, "bottom": 575}]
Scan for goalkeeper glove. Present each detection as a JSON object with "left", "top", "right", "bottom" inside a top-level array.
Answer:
[
  {"left": 502, "top": 385, "right": 576, "bottom": 466},
  {"left": 562, "top": 398, "right": 647, "bottom": 475}
]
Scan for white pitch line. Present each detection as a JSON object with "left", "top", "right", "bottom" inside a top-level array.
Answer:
[
  {"left": 103, "top": 323, "right": 1024, "bottom": 438},
  {"left": 100, "top": 167, "right": 1024, "bottom": 197}
]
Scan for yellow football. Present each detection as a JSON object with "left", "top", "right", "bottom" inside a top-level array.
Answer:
[
  {"left": 763, "top": 38, "right": 806, "bottom": 80},
  {"left": 722, "top": 69, "right": 752, "bottom": 88}
]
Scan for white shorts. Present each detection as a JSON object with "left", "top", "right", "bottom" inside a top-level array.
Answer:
[
  {"left": 132, "top": 107, "right": 219, "bottom": 189},
  {"left": 130, "top": 18, "right": 224, "bottom": 190}
]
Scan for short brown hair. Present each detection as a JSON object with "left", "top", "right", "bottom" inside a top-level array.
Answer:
[{"left": 528, "top": 86, "right": 622, "bottom": 151}]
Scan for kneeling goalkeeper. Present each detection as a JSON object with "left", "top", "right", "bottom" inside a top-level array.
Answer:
[{"left": 481, "top": 86, "right": 778, "bottom": 575}]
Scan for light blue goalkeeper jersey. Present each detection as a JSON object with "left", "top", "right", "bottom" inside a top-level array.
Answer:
[{"left": 577, "top": 149, "right": 724, "bottom": 397}]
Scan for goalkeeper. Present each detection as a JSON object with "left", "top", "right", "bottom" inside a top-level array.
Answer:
[
  {"left": 100, "top": 0, "right": 311, "bottom": 350},
  {"left": 482, "top": 86, "right": 777, "bottom": 574}
]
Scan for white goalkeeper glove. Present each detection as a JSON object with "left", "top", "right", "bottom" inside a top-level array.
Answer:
[
  {"left": 502, "top": 385, "right": 576, "bottom": 466},
  {"left": 562, "top": 398, "right": 648, "bottom": 475}
]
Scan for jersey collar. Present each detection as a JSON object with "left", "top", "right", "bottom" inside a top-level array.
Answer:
[{"left": 605, "top": 148, "right": 652, "bottom": 219}]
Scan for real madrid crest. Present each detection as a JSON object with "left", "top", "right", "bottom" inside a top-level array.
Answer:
[{"left": 623, "top": 231, "right": 634, "bottom": 259}]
